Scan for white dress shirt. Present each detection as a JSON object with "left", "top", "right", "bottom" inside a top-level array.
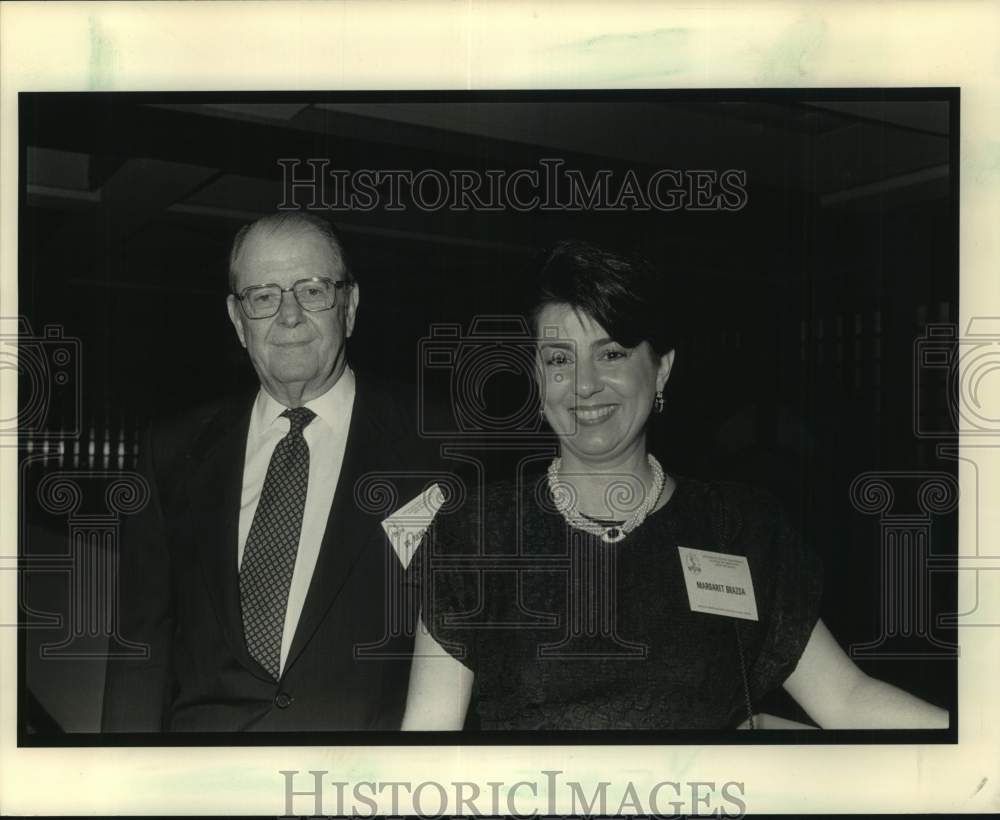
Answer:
[{"left": 237, "top": 368, "right": 356, "bottom": 676}]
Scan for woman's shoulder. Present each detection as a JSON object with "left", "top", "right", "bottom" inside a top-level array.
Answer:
[
  {"left": 675, "top": 474, "right": 786, "bottom": 514},
  {"left": 667, "top": 475, "right": 793, "bottom": 546},
  {"left": 447, "top": 472, "right": 548, "bottom": 507},
  {"left": 433, "top": 473, "right": 549, "bottom": 537}
]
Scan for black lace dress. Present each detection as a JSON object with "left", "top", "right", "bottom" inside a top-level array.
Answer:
[{"left": 411, "top": 473, "right": 823, "bottom": 730}]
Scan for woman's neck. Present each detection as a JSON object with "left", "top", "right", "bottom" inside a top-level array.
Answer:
[{"left": 556, "top": 445, "right": 655, "bottom": 519}]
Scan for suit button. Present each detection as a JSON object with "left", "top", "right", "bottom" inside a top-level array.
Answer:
[{"left": 274, "top": 692, "right": 293, "bottom": 709}]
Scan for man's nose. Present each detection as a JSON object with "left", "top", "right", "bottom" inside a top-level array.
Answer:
[{"left": 275, "top": 289, "right": 305, "bottom": 325}]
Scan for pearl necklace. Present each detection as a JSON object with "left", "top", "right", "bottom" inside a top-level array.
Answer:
[{"left": 547, "top": 454, "right": 665, "bottom": 544}]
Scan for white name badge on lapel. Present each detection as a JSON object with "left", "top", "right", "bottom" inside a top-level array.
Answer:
[
  {"left": 677, "top": 546, "right": 759, "bottom": 621},
  {"left": 381, "top": 483, "right": 447, "bottom": 569}
]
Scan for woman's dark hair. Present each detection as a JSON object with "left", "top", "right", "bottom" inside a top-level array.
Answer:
[{"left": 530, "top": 239, "right": 675, "bottom": 355}]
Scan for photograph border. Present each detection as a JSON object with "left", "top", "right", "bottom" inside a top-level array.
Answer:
[{"left": 1, "top": 2, "right": 997, "bottom": 815}]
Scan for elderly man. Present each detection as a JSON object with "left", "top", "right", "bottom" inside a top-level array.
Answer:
[{"left": 103, "top": 212, "right": 438, "bottom": 731}]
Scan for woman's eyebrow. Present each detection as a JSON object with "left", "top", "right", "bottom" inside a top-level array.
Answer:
[{"left": 539, "top": 338, "right": 618, "bottom": 349}]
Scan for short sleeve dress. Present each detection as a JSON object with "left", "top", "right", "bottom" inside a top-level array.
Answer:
[{"left": 410, "top": 473, "right": 823, "bottom": 730}]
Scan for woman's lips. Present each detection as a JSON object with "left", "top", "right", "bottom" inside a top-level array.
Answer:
[{"left": 571, "top": 404, "right": 618, "bottom": 425}]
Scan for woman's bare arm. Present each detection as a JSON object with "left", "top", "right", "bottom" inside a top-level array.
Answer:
[
  {"left": 783, "top": 619, "right": 948, "bottom": 729},
  {"left": 401, "top": 613, "right": 474, "bottom": 731}
]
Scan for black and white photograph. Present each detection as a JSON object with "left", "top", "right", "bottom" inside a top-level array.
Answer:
[
  {"left": 2, "top": 2, "right": 999, "bottom": 816},
  {"left": 17, "top": 90, "right": 960, "bottom": 744}
]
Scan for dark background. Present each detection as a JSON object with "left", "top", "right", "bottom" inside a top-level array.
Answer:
[{"left": 18, "top": 91, "right": 958, "bottom": 737}]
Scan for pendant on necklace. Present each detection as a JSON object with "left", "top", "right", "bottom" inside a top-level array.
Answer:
[{"left": 547, "top": 453, "right": 666, "bottom": 545}]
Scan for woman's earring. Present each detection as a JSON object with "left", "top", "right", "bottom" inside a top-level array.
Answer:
[{"left": 653, "top": 390, "right": 664, "bottom": 414}]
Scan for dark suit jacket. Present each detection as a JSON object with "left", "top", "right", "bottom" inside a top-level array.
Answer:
[{"left": 102, "top": 376, "right": 445, "bottom": 732}]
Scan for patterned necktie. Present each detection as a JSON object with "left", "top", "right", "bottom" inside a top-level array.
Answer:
[{"left": 240, "top": 406, "right": 316, "bottom": 679}]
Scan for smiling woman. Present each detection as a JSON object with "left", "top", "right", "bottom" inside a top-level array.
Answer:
[
  {"left": 536, "top": 306, "right": 672, "bottom": 464},
  {"left": 532, "top": 241, "right": 675, "bottom": 496},
  {"left": 401, "top": 240, "right": 949, "bottom": 732}
]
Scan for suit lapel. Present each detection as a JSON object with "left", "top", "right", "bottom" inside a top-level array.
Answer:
[
  {"left": 188, "top": 396, "right": 272, "bottom": 679},
  {"left": 284, "top": 377, "right": 399, "bottom": 671}
]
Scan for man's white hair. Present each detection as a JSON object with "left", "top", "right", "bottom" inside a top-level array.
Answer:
[{"left": 228, "top": 211, "right": 352, "bottom": 292}]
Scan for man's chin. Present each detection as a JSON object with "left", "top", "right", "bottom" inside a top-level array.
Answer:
[
  {"left": 259, "top": 369, "right": 318, "bottom": 398},
  {"left": 273, "top": 367, "right": 316, "bottom": 383},
  {"left": 266, "top": 353, "right": 318, "bottom": 383}
]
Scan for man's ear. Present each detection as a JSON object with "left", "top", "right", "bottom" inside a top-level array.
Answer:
[
  {"left": 344, "top": 284, "right": 360, "bottom": 338},
  {"left": 656, "top": 349, "right": 676, "bottom": 393},
  {"left": 227, "top": 295, "right": 247, "bottom": 349}
]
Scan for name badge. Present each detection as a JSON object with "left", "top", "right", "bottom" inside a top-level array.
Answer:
[
  {"left": 381, "top": 483, "right": 446, "bottom": 569},
  {"left": 677, "top": 546, "right": 758, "bottom": 621}
]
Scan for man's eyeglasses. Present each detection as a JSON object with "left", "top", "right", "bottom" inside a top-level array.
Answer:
[{"left": 233, "top": 277, "right": 353, "bottom": 319}]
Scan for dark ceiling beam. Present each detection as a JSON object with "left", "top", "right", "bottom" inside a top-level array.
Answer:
[{"left": 22, "top": 96, "right": 673, "bottom": 184}]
